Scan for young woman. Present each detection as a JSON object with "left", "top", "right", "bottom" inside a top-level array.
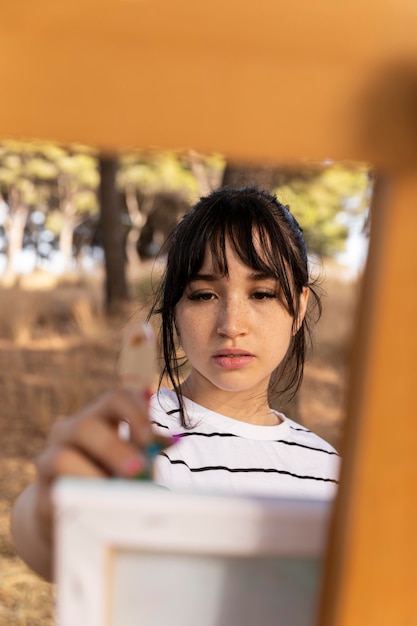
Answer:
[{"left": 11, "top": 186, "right": 340, "bottom": 580}]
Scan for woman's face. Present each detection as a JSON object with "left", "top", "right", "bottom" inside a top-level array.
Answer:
[{"left": 175, "top": 239, "right": 308, "bottom": 409}]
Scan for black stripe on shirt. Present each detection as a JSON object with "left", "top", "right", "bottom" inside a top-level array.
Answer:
[
  {"left": 160, "top": 453, "right": 339, "bottom": 484},
  {"left": 163, "top": 430, "right": 338, "bottom": 456},
  {"left": 151, "top": 420, "right": 170, "bottom": 430},
  {"left": 289, "top": 424, "right": 310, "bottom": 432},
  {"left": 176, "top": 431, "right": 236, "bottom": 439},
  {"left": 274, "top": 439, "right": 339, "bottom": 456}
]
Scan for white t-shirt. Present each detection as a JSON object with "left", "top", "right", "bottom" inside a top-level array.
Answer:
[{"left": 151, "top": 389, "right": 340, "bottom": 500}]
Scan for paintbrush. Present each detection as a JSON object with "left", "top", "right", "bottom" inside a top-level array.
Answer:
[{"left": 117, "top": 322, "right": 162, "bottom": 479}]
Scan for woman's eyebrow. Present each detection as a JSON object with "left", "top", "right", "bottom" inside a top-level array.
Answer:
[
  {"left": 189, "top": 273, "right": 218, "bottom": 282},
  {"left": 247, "top": 271, "right": 277, "bottom": 281},
  {"left": 189, "top": 271, "right": 277, "bottom": 282}
]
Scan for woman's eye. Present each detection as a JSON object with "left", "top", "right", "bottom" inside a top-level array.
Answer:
[
  {"left": 252, "top": 291, "right": 278, "bottom": 300},
  {"left": 188, "top": 291, "right": 216, "bottom": 301}
]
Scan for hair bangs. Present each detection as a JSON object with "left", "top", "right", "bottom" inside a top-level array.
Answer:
[{"left": 227, "top": 219, "right": 299, "bottom": 317}]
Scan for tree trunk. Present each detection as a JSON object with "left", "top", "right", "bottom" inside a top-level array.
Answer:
[
  {"left": 222, "top": 162, "right": 291, "bottom": 190},
  {"left": 3, "top": 187, "right": 29, "bottom": 281},
  {"left": 124, "top": 182, "right": 145, "bottom": 275},
  {"left": 99, "top": 155, "right": 128, "bottom": 314},
  {"left": 58, "top": 199, "right": 77, "bottom": 271}
]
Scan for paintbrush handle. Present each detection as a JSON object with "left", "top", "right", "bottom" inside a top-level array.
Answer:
[{"left": 118, "top": 322, "right": 156, "bottom": 393}]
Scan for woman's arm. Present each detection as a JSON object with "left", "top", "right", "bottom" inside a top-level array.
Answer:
[
  {"left": 11, "top": 482, "right": 55, "bottom": 581},
  {"left": 10, "top": 389, "right": 170, "bottom": 581}
]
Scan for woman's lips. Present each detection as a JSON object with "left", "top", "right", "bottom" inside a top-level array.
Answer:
[{"left": 212, "top": 349, "right": 255, "bottom": 369}]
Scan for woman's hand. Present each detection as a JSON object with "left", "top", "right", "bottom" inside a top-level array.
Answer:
[
  {"left": 11, "top": 388, "right": 170, "bottom": 580},
  {"left": 12, "top": 323, "right": 164, "bottom": 580}
]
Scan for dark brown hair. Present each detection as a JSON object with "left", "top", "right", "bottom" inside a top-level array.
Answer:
[{"left": 148, "top": 186, "right": 321, "bottom": 425}]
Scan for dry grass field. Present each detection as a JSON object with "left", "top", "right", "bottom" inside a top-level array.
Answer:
[{"left": 0, "top": 263, "right": 361, "bottom": 625}]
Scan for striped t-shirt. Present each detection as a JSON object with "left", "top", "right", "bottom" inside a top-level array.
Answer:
[{"left": 151, "top": 389, "right": 340, "bottom": 500}]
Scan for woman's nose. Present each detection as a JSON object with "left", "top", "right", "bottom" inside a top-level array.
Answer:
[{"left": 216, "top": 300, "right": 248, "bottom": 337}]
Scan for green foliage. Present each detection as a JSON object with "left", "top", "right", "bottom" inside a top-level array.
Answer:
[
  {"left": 118, "top": 149, "right": 225, "bottom": 202},
  {"left": 45, "top": 210, "right": 64, "bottom": 235},
  {"left": 23, "top": 157, "right": 58, "bottom": 180},
  {"left": 0, "top": 140, "right": 99, "bottom": 215},
  {"left": 0, "top": 140, "right": 102, "bottom": 274},
  {"left": 57, "top": 153, "right": 99, "bottom": 187},
  {"left": 273, "top": 162, "right": 371, "bottom": 257},
  {"left": 119, "top": 150, "right": 194, "bottom": 198},
  {"left": 74, "top": 189, "right": 98, "bottom": 213},
  {"left": 0, "top": 138, "right": 368, "bottom": 268}
]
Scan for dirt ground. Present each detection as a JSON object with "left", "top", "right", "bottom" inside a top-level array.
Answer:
[{"left": 0, "top": 266, "right": 360, "bottom": 625}]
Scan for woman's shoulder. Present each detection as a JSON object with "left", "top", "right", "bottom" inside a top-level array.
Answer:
[
  {"left": 281, "top": 416, "right": 341, "bottom": 483},
  {"left": 283, "top": 415, "right": 340, "bottom": 456}
]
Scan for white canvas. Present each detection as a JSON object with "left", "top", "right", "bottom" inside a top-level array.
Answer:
[{"left": 53, "top": 479, "right": 331, "bottom": 626}]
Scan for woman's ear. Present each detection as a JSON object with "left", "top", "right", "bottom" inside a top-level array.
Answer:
[{"left": 293, "top": 287, "right": 309, "bottom": 335}]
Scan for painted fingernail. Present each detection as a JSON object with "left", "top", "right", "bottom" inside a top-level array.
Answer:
[
  {"left": 143, "top": 388, "right": 153, "bottom": 403},
  {"left": 132, "top": 388, "right": 153, "bottom": 404},
  {"left": 120, "top": 456, "right": 145, "bottom": 477}
]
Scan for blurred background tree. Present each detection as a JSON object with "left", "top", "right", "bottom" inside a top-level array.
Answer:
[
  {"left": 118, "top": 149, "right": 225, "bottom": 267},
  {"left": 0, "top": 140, "right": 99, "bottom": 279},
  {"left": 0, "top": 140, "right": 371, "bottom": 311},
  {"left": 47, "top": 146, "right": 99, "bottom": 270},
  {"left": 0, "top": 140, "right": 57, "bottom": 278}
]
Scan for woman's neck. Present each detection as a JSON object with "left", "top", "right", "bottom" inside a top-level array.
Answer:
[{"left": 179, "top": 380, "right": 281, "bottom": 426}]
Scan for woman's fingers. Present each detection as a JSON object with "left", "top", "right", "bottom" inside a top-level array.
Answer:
[
  {"left": 36, "top": 443, "right": 113, "bottom": 481},
  {"left": 39, "top": 424, "right": 150, "bottom": 480},
  {"left": 39, "top": 389, "right": 173, "bottom": 481},
  {"left": 49, "top": 389, "right": 153, "bottom": 447}
]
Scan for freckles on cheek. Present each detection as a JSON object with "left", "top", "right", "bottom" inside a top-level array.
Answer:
[
  {"left": 175, "top": 309, "right": 199, "bottom": 345},
  {"left": 181, "top": 319, "right": 201, "bottom": 343}
]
